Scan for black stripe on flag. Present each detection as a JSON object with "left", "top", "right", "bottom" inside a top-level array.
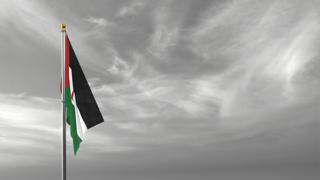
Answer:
[{"left": 68, "top": 39, "right": 104, "bottom": 129}]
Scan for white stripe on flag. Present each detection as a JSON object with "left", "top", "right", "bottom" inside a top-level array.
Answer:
[{"left": 69, "top": 68, "right": 88, "bottom": 139}]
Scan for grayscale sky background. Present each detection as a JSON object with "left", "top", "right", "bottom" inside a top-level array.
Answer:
[{"left": 0, "top": 0, "right": 319, "bottom": 180}]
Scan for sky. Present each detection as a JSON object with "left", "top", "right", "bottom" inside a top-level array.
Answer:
[{"left": 0, "top": 0, "right": 319, "bottom": 179}]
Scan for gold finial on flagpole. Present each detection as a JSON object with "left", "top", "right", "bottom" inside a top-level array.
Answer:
[{"left": 61, "top": 23, "right": 66, "bottom": 32}]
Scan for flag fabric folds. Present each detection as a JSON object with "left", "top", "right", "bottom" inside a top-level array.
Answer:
[{"left": 64, "top": 34, "right": 104, "bottom": 155}]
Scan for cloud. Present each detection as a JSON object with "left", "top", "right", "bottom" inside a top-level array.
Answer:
[
  {"left": 84, "top": 17, "right": 113, "bottom": 28},
  {"left": 0, "top": 93, "right": 60, "bottom": 166},
  {"left": 147, "top": 5, "right": 180, "bottom": 58},
  {"left": 108, "top": 56, "right": 131, "bottom": 75},
  {"left": 116, "top": 1, "right": 145, "bottom": 17},
  {"left": 0, "top": 0, "right": 60, "bottom": 47},
  {"left": 182, "top": 0, "right": 320, "bottom": 116}
]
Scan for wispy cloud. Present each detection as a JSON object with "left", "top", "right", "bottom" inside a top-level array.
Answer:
[
  {"left": 84, "top": 17, "right": 114, "bottom": 28},
  {"left": 0, "top": 93, "right": 60, "bottom": 166},
  {"left": 147, "top": 6, "right": 180, "bottom": 58},
  {"left": 0, "top": 0, "right": 60, "bottom": 47},
  {"left": 186, "top": 0, "right": 320, "bottom": 116},
  {"left": 116, "top": 1, "right": 145, "bottom": 17}
]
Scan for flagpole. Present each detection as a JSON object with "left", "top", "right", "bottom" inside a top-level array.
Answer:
[{"left": 61, "top": 23, "right": 67, "bottom": 180}]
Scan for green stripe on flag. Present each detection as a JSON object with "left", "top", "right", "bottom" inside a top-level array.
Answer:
[{"left": 65, "top": 87, "right": 82, "bottom": 155}]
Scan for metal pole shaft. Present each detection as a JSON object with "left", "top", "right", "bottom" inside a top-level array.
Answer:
[{"left": 61, "top": 24, "right": 67, "bottom": 180}]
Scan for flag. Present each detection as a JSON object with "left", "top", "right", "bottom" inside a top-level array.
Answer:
[{"left": 64, "top": 34, "right": 104, "bottom": 155}]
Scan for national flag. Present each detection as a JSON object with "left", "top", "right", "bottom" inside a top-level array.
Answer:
[{"left": 64, "top": 34, "right": 104, "bottom": 155}]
